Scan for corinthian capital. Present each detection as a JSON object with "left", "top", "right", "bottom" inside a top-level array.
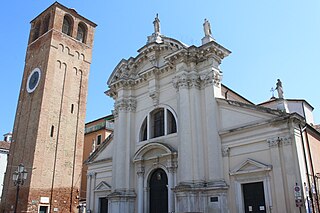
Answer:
[
  {"left": 173, "top": 73, "right": 189, "bottom": 90},
  {"left": 114, "top": 97, "right": 137, "bottom": 113},
  {"left": 200, "top": 68, "right": 222, "bottom": 87}
]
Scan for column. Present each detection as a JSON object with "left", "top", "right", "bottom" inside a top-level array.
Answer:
[
  {"left": 109, "top": 96, "right": 137, "bottom": 213},
  {"left": 173, "top": 72, "right": 193, "bottom": 183},
  {"left": 168, "top": 166, "right": 176, "bottom": 213},
  {"left": 86, "top": 173, "right": 92, "bottom": 211},
  {"left": 137, "top": 166, "right": 144, "bottom": 213},
  {"left": 189, "top": 72, "right": 205, "bottom": 181},
  {"left": 267, "top": 137, "right": 287, "bottom": 212},
  {"left": 201, "top": 70, "right": 224, "bottom": 181}
]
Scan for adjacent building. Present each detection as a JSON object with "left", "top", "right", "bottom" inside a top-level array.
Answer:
[
  {"left": 85, "top": 16, "right": 320, "bottom": 213},
  {"left": 0, "top": 133, "right": 11, "bottom": 202},
  {"left": 80, "top": 115, "right": 114, "bottom": 204}
]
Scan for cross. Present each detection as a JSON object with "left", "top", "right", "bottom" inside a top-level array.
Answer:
[{"left": 270, "top": 87, "right": 275, "bottom": 97}]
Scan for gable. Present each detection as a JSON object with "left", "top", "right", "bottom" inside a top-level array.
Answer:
[
  {"left": 94, "top": 181, "right": 111, "bottom": 192},
  {"left": 230, "top": 158, "right": 272, "bottom": 176},
  {"left": 86, "top": 135, "right": 113, "bottom": 164},
  {"left": 93, "top": 141, "right": 113, "bottom": 162},
  {"left": 218, "top": 99, "right": 285, "bottom": 131}
]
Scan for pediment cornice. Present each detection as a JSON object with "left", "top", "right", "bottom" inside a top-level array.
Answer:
[
  {"left": 230, "top": 158, "right": 272, "bottom": 176},
  {"left": 106, "top": 37, "right": 231, "bottom": 98},
  {"left": 165, "top": 40, "right": 230, "bottom": 66}
]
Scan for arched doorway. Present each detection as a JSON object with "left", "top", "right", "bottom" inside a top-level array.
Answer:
[{"left": 149, "top": 168, "right": 168, "bottom": 213}]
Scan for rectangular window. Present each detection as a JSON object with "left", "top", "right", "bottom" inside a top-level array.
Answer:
[{"left": 97, "top": 135, "right": 102, "bottom": 145}]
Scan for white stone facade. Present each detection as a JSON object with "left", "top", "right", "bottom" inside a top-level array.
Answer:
[{"left": 86, "top": 18, "right": 320, "bottom": 213}]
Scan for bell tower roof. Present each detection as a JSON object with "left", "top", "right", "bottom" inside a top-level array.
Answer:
[{"left": 30, "top": 2, "right": 97, "bottom": 27}]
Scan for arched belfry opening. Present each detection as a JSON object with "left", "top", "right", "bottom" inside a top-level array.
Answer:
[{"left": 149, "top": 168, "right": 168, "bottom": 213}]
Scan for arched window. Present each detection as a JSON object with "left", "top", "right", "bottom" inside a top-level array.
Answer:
[
  {"left": 32, "top": 21, "right": 41, "bottom": 41},
  {"left": 151, "top": 108, "right": 164, "bottom": 138},
  {"left": 140, "top": 118, "right": 147, "bottom": 141},
  {"left": 62, "top": 15, "right": 72, "bottom": 36},
  {"left": 76, "top": 22, "right": 87, "bottom": 43},
  {"left": 167, "top": 110, "right": 177, "bottom": 134},
  {"left": 139, "top": 107, "right": 177, "bottom": 141},
  {"left": 42, "top": 14, "right": 50, "bottom": 34}
]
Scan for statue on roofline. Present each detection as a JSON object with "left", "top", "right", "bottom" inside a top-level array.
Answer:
[
  {"left": 275, "top": 79, "right": 284, "bottom": 99},
  {"left": 203, "top": 18, "right": 212, "bottom": 37},
  {"left": 153, "top": 14, "right": 160, "bottom": 34}
]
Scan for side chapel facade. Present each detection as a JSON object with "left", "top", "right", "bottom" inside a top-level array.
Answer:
[{"left": 86, "top": 16, "right": 320, "bottom": 213}]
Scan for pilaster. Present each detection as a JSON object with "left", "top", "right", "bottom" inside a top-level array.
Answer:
[
  {"left": 111, "top": 94, "right": 137, "bottom": 211},
  {"left": 267, "top": 136, "right": 288, "bottom": 212}
]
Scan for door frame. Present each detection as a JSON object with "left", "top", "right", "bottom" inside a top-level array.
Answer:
[
  {"left": 38, "top": 204, "right": 50, "bottom": 213},
  {"left": 242, "top": 181, "right": 267, "bottom": 213},
  {"left": 234, "top": 176, "right": 272, "bottom": 213},
  {"left": 148, "top": 168, "right": 168, "bottom": 213}
]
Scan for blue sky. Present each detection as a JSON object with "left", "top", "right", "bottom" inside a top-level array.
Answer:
[{"left": 1, "top": 0, "right": 319, "bottom": 136}]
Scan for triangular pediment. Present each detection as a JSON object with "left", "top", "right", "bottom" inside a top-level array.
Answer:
[
  {"left": 230, "top": 158, "right": 272, "bottom": 176},
  {"left": 94, "top": 181, "right": 111, "bottom": 192}
]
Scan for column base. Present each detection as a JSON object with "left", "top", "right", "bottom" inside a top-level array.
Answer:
[
  {"left": 174, "top": 180, "right": 228, "bottom": 213},
  {"left": 108, "top": 190, "right": 136, "bottom": 213}
]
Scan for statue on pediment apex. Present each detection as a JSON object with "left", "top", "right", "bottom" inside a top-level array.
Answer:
[
  {"left": 153, "top": 14, "right": 160, "bottom": 34},
  {"left": 203, "top": 18, "right": 212, "bottom": 37}
]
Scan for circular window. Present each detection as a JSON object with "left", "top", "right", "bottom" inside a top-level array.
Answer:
[{"left": 27, "top": 67, "right": 41, "bottom": 93}]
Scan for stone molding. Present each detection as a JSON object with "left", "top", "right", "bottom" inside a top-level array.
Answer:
[
  {"left": 173, "top": 69, "right": 222, "bottom": 91},
  {"left": 149, "top": 90, "right": 159, "bottom": 106},
  {"left": 136, "top": 166, "right": 145, "bottom": 177},
  {"left": 222, "top": 146, "right": 230, "bottom": 157},
  {"left": 200, "top": 68, "right": 222, "bottom": 87},
  {"left": 267, "top": 135, "right": 292, "bottom": 148},
  {"left": 113, "top": 97, "right": 137, "bottom": 118},
  {"left": 87, "top": 171, "right": 96, "bottom": 177},
  {"left": 107, "top": 38, "right": 230, "bottom": 91},
  {"left": 174, "top": 180, "right": 228, "bottom": 192}
]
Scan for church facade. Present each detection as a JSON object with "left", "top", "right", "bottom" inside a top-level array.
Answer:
[{"left": 86, "top": 16, "right": 320, "bottom": 213}]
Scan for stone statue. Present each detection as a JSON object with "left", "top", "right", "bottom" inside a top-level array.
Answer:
[
  {"left": 153, "top": 14, "right": 160, "bottom": 34},
  {"left": 203, "top": 18, "right": 212, "bottom": 37},
  {"left": 275, "top": 79, "right": 284, "bottom": 99}
]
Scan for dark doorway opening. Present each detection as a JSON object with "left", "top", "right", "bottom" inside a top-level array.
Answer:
[
  {"left": 242, "top": 182, "right": 266, "bottom": 213},
  {"left": 99, "top": 197, "right": 108, "bottom": 213},
  {"left": 149, "top": 168, "right": 168, "bottom": 213},
  {"left": 39, "top": 205, "right": 49, "bottom": 213}
]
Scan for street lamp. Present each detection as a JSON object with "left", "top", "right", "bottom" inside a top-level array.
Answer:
[{"left": 12, "top": 163, "right": 28, "bottom": 213}]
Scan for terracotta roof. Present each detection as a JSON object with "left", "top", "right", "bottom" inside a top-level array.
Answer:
[{"left": 0, "top": 141, "right": 10, "bottom": 150}]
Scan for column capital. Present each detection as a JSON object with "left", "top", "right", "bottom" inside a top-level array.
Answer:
[
  {"left": 222, "top": 146, "right": 230, "bottom": 157},
  {"left": 114, "top": 97, "right": 137, "bottom": 115},
  {"left": 172, "top": 73, "right": 189, "bottom": 90},
  {"left": 137, "top": 166, "right": 145, "bottom": 177},
  {"left": 200, "top": 68, "right": 222, "bottom": 87},
  {"left": 267, "top": 135, "right": 291, "bottom": 148}
]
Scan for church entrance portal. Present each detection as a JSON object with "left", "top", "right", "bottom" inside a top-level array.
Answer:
[
  {"left": 149, "top": 168, "right": 168, "bottom": 213},
  {"left": 242, "top": 182, "right": 266, "bottom": 213}
]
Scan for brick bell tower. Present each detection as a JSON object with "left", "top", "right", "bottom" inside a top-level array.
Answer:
[{"left": 1, "top": 2, "right": 96, "bottom": 212}]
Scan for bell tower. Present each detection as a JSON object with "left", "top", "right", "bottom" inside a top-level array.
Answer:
[{"left": 1, "top": 2, "right": 96, "bottom": 212}]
